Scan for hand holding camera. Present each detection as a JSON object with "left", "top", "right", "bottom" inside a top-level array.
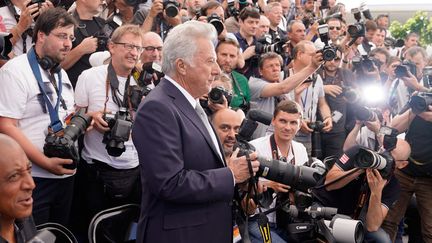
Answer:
[
  {"left": 227, "top": 148, "right": 260, "bottom": 184},
  {"left": 17, "top": 0, "right": 40, "bottom": 31},
  {"left": 324, "top": 85, "right": 343, "bottom": 98},
  {"left": 366, "top": 169, "right": 387, "bottom": 195},
  {"left": 78, "top": 36, "right": 98, "bottom": 55},
  {"left": 149, "top": 0, "right": 164, "bottom": 18},
  {"left": 89, "top": 110, "right": 110, "bottom": 133},
  {"left": 42, "top": 156, "right": 75, "bottom": 176}
]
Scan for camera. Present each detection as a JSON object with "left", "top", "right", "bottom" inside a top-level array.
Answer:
[
  {"left": 137, "top": 62, "right": 164, "bottom": 87},
  {"left": 163, "top": 0, "right": 180, "bottom": 17},
  {"left": 380, "top": 126, "right": 399, "bottom": 152},
  {"left": 342, "top": 86, "right": 359, "bottom": 104},
  {"left": 207, "top": 13, "right": 224, "bottom": 35},
  {"left": 352, "top": 55, "right": 379, "bottom": 73},
  {"left": 317, "top": 24, "right": 336, "bottom": 61},
  {"left": 395, "top": 60, "right": 417, "bottom": 79},
  {"left": 409, "top": 92, "right": 432, "bottom": 114},
  {"left": 255, "top": 35, "right": 287, "bottom": 55},
  {"left": 44, "top": 108, "right": 92, "bottom": 169},
  {"left": 283, "top": 204, "right": 364, "bottom": 243},
  {"left": 0, "top": 32, "right": 12, "bottom": 60},
  {"left": 354, "top": 106, "right": 376, "bottom": 121},
  {"left": 102, "top": 108, "right": 133, "bottom": 157},
  {"left": 347, "top": 22, "right": 365, "bottom": 39},
  {"left": 423, "top": 66, "right": 432, "bottom": 89},
  {"left": 94, "top": 15, "right": 123, "bottom": 51},
  {"left": 384, "top": 37, "right": 404, "bottom": 49},
  {"left": 317, "top": 12, "right": 342, "bottom": 25},
  {"left": 353, "top": 148, "right": 395, "bottom": 179},
  {"left": 227, "top": 0, "right": 239, "bottom": 18},
  {"left": 208, "top": 86, "right": 233, "bottom": 104}
]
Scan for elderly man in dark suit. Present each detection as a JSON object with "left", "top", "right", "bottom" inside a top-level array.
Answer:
[{"left": 132, "top": 21, "right": 260, "bottom": 243}]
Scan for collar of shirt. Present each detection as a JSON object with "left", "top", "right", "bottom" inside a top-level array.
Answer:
[{"left": 164, "top": 75, "right": 197, "bottom": 109}]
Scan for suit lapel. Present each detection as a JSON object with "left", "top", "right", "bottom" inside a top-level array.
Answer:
[{"left": 161, "top": 79, "right": 226, "bottom": 166}]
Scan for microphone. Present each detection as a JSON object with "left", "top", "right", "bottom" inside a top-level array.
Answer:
[{"left": 247, "top": 109, "right": 272, "bottom": 125}]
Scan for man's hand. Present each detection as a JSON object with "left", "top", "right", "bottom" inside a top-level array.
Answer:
[
  {"left": 300, "top": 119, "right": 313, "bottom": 133},
  {"left": 43, "top": 157, "right": 76, "bottom": 176},
  {"left": 324, "top": 84, "right": 343, "bottom": 98},
  {"left": 262, "top": 180, "right": 290, "bottom": 193},
  {"left": 418, "top": 106, "right": 432, "bottom": 122},
  {"left": 149, "top": 0, "right": 163, "bottom": 18},
  {"left": 78, "top": 37, "right": 98, "bottom": 55},
  {"left": 227, "top": 149, "right": 260, "bottom": 184},
  {"left": 208, "top": 96, "right": 228, "bottom": 112},
  {"left": 17, "top": 0, "right": 39, "bottom": 31},
  {"left": 310, "top": 51, "right": 323, "bottom": 69},
  {"left": 364, "top": 118, "right": 381, "bottom": 134},
  {"left": 242, "top": 46, "right": 256, "bottom": 60},
  {"left": 366, "top": 169, "right": 386, "bottom": 196},
  {"left": 322, "top": 116, "right": 333, "bottom": 132},
  {"left": 89, "top": 111, "right": 110, "bottom": 133}
]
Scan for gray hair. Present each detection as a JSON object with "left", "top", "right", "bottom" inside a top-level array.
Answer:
[
  {"left": 405, "top": 46, "right": 427, "bottom": 61},
  {"left": 162, "top": 21, "right": 218, "bottom": 76}
]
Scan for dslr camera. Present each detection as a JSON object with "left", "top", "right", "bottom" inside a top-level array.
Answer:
[
  {"left": 395, "top": 60, "right": 417, "bottom": 79},
  {"left": 163, "top": 0, "right": 180, "bottom": 17},
  {"left": 44, "top": 108, "right": 92, "bottom": 169},
  {"left": 317, "top": 24, "right": 336, "bottom": 61},
  {"left": 255, "top": 34, "right": 287, "bottom": 56},
  {"left": 208, "top": 86, "right": 233, "bottom": 105},
  {"left": 94, "top": 15, "right": 123, "bottom": 51},
  {"left": 207, "top": 13, "right": 224, "bottom": 35},
  {"left": 308, "top": 121, "right": 324, "bottom": 159},
  {"left": 0, "top": 32, "right": 13, "bottom": 60},
  {"left": 103, "top": 108, "right": 133, "bottom": 157},
  {"left": 409, "top": 92, "right": 432, "bottom": 114},
  {"left": 353, "top": 147, "right": 395, "bottom": 179},
  {"left": 352, "top": 55, "right": 380, "bottom": 73}
]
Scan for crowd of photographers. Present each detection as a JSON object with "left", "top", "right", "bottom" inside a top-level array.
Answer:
[{"left": 0, "top": 0, "right": 432, "bottom": 242}]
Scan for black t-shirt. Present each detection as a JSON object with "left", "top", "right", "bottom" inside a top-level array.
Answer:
[
  {"left": 319, "top": 68, "right": 355, "bottom": 133},
  {"left": 67, "top": 16, "right": 105, "bottom": 87},
  {"left": 313, "top": 146, "right": 400, "bottom": 216},
  {"left": 402, "top": 116, "right": 432, "bottom": 177}
]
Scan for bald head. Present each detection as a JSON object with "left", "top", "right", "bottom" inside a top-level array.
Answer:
[
  {"left": 0, "top": 134, "right": 25, "bottom": 165},
  {"left": 140, "top": 32, "right": 163, "bottom": 64},
  {"left": 212, "top": 109, "right": 243, "bottom": 157},
  {"left": 391, "top": 139, "right": 411, "bottom": 169}
]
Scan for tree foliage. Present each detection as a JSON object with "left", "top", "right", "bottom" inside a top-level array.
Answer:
[{"left": 389, "top": 11, "right": 432, "bottom": 46}]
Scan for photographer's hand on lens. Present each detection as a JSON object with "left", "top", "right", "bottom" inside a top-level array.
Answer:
[
  {"left": 324, "top": 84, "right": 343, "bottom": 98},
  {"left": 164, "top": 12, "right": 182, "bottom": 26},
  {"left": 38, "top": 0, "right": 54, "bottom": 14},
  {"left": 242, "top": 46, "right": 256, "bottom": 61},
  {"left": 418, "top": 106, "right": 432, "bottom": 122},
  {"left": 310, "top": 51, "right": 324, "bottom": 69},
  {"left": 300, "top": 119, "right": 314, "bottom": 133},
  {"left": 227, "top": 149, "right": 259, "bottom": 184},
  {"left": 262, "top": 180, "right": 290, "bottom": 193},
  {"left": 89, "top": 111, "right": 110, "bottom": 133},
  {"left": 366, "top": 169, "right": 387, "bottom": 196},
  {"left": 364, "top": 118, "right": 381, "bottom": 134},
  {"left": 149, "top": 0, "right": 164, "bottom": 18},
  {"left": 78, "top": 36, "right": 98, "bottom": 54},
  {"left": 43, "top": 157, "right": 76, "bottom": 176},
  {"left": 322, "top": 116, "right": 333, "bottom": 132},
  {"left": 18, "top": 0, "right": 39, "bottom": 31},
  {"left": 401, "top": 71, "right": 427, "bottom": 92},
  {"left": 208, "top": 96, "right": 228, "bottom": 112}
]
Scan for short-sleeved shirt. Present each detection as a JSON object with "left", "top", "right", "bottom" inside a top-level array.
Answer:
[
  {"left": 0, "top": 6, "right": 33, "bottom": 56},
  {"left": 75, "top": 64, "right": 139, "bottom": 169},
  {"left": 0, "top": 53, "right": 75, "bottom": 178},
  {"left": 312, "top": 145, "right": 400, "bottom": 216}
]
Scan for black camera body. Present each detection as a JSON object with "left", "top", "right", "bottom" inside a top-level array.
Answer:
[
  {"left": 94, "top": 15, "right": 123, "bottom": 51},
  {"left": 342, "top": 86, "right": 359, "bottom": 104},
  {"left": 395, "top": 60, "right": 417, "bottom": 79},
  {"left": 352, "top": 55, "right": 380, "bottom": 74},
  {"left": 409, "top": 92, "right": 432, "bottom": 114},
  {"left": 208, "top": 86, "right": 233, "bottom": 104},
  {"left": 255, "top": 35, "right": 287, "bottom": 55},
  {"left": 163, "top": 0, "right": 180, "bottom": 17},
  {"left": 137, "top": 62, "right": 164, "bottom": 86},
  {"left": 207, "top": 13, "right": 224, "bottom": 35},
  {"left": 0, "top": 33, "right": 13, "bottom": 60},
  {"left": 44, "top": 108, "right": 92, "bottom": 169},
  {"left": 317, "top": 24, "right": 336, "bottom": 61},
  {"left": 103, "top": 108, "right": 133, "bottom": 157},
  {"left": 308, "top": 121, "right": 324, "bottom": 159},
  {"left": 354, "top": 106, "right": 376, "bottom": 121}
]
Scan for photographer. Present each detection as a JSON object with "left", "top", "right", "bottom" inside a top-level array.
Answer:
[
  {"left": 381, "top": 106, "right": 432, "bottom": 241},
  {"left": 264, "top": 2, "right": 286, "bottom": 42},
  {"left": 211, "top": 108, "right": 244, "bottom": 159},
  {"left": 74, "top": 24, "right": 142, "bottom": 230},
  {"left": 248, "top": 48, "right": 323, "bottom": 139},
  {"left": 133, "top": 0, "right": 182, "bottom": 40},
  {"left": 290, "top": 40, "right": 332, "bottom": 156},
  {"left": 61, "top": 0, "right": 105, "bottom": 87},
  {"left": 0, "top": 0, "right": 53, "bottom": 56},
  {"left": 285, "top": 20, "right": 306, "bottom": 65},
  {"left": 255, "top": 15, "right": 270, "bottom": 39},
  {"left": 247, "top": 100, "right": 309, "bottom": 242},
  {"left": 0, "top": 8, "right": 77, "bottom": 226},
  {"left": 313, "top": 141, "right": 411, "bottom": 242},
  {"left": 216, "top": 38, "right": 251, "bottom": 112},
  {"left": 199, "top": 1, "right": 228, "bottom": 40},
  {"left": 140, "top": 31, "right": 163, "bottom": 64}
]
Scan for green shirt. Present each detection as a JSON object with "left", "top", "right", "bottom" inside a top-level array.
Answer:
[{"left": 229, "top": 71, "right": 250, "bottom": 109}]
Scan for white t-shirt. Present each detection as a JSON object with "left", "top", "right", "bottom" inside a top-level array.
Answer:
[
  {"left": 75, "top": 64, "right": 139, "bottom": 169},
  {"left": 0, "top": 6, "right": 34, "bottom": 56},
  {"left": 250, "top": 134, "right": 309, "bottom": 223},
  {"left": 0, "top": 53, "right": 75, "bottom": 178}
]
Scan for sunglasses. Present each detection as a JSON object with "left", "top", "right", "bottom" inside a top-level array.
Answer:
[{"left": 329, "top": 26, "right": 341, "bottom": 31}]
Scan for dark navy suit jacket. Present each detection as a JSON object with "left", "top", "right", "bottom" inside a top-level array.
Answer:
[{"left": 132, "top": 78, "right": 235, "bottom": 243}]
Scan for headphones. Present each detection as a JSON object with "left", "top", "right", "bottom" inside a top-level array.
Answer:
[{"left": 36, "top": 54, "right": 61, "bottom": 74}]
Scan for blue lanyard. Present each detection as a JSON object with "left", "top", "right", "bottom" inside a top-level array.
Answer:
[{"left": 27, "top": 48, "right": 64, "bottom": 133}]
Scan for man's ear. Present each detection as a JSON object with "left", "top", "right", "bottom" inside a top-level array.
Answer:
[
  {"left": 395, "top": 160, "right": 409, "bottom": 169},
  {"left": 175, "top": 58, "right": 187, "bottom": 76}
]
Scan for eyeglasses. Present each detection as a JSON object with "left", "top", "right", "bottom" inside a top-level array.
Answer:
[
  {"left": 329, "top": 26, "right": 341, "bottom": 31},
  {"left": 114, "top": 42, "right": 144, "bottom": 52},
  {"left": 143, "top": 46, "right": 163, "bottom": 52},
  {"left": 51, "top": 32, "right": 76, "bottom": 42}
]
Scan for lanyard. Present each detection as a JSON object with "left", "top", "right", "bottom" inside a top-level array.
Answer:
[
  {"left": 27, "top": 48, "right": 64, "bottom": 133},
  {"left": 269, "top": 134, "right": 295, "bottom": 165}
]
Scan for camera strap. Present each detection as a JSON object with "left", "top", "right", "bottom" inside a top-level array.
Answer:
[
  {"left": 72, "top": 10, "right": 104, "bottom": 38},
  {"left": 5, "top": 0, "right": 31, "bottom": 53},
  {"left": 104, "top": 62, "right": 134, "bottom": 118},
  {"left": 352, "top": 178, "right": 370, "bottom": 220},
  {"left": 27, "top": 47, "right": 64, "bottom": 133}
]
